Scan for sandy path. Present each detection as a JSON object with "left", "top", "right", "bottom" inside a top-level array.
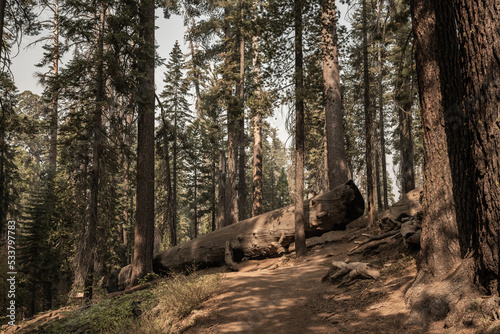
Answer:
[{"left": 184, "top": 231, "right": 417, "bottom": 334}]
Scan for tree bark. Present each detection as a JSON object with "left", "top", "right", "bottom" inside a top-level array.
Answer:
[
  {"left": 453, "top": 0, "right": 500, "bottom": 295},
  {"left": 405, "top": 1, "right": 466, "bottom": 325},
  {"left": 225, "top": 5, "right": 239, "bottom": 227},
  {"left": 394, "top": 17, "right": 415, "bottom": 196},
  {"left": 172, "top": 107, "right": 178, "bottom": 246},
  {"left": 49, "top": 0, "right": 59, "bottom": 173},
  {"left": 251, "top": 11, "right": 263, "bottom": 217},
  {"left": 410, "top": 0, "right": 462, "bottom": 282},
  {"left": 237, "top": 2, "right": 247, "bottom": 221},
  {"left": 130, "top": 0, "right": 155, "bottom": 286},
  {"left": 362, "top": 0, "right": 375, "bottom": 226},
  {"left": 376, "top": 0, "right": 389, "bottom": 210},
  {"left": 294, "top": 0, "right": 307, "bottom": 257},
  {"left": 0, "top": 0, "right": 5, "bottom": 62},
  {"left": 320, "top": 0, "right": 349, "bottom": 190},
  {"left": 193, "top": 165, "right": 198, "bottom": 239},
  {"left": 79, "top": 3, "right": 105, "bottom": 302},
  {"left": 252, "top": 111, "right": 263, "bottom": 217},
  {"left": 217, "top": 150, "right": 227, "bottom": 229},
  {"left": 116, "top": 181, "right": 364, "bottom": 288},
  {"left": 0, "top": 0, "right": 5, "bottom": 239}
]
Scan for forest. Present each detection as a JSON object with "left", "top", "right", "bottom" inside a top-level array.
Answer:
[{"left": 0, "top": 0, "right": 499, "bottom": 332}]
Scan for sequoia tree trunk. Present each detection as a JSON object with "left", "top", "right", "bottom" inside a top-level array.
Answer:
[
  {"left": 320, "top": 0, "right": 349, "bottom": 190},
  {"left": 410, "top": 0, "right": 462, "bottom": 282},
  {"left": 453, "top": 0, "right": 500, "bottom": 295}
]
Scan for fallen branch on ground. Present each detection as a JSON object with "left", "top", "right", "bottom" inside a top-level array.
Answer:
[
  {"left": 322, "top": 261, "right": 380, "bottom": 286},
  {"left": 348, "top": 230, "right": 400, "bottom": 254}
]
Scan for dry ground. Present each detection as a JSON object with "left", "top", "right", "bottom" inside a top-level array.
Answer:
[
  {"left": 181, "top": 226, "right": 477, "bottom": 334},
  {"left": 3, "top": 223, "right": 486, "bottom": 334}
]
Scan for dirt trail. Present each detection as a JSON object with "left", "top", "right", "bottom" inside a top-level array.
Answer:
[{"left": 183, "top": 228, "right": 424, "bottom": 334}]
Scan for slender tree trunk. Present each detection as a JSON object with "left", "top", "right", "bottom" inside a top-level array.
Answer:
[
  {"left": 0, "top": 0, "right": 7, "bottom": 239},
  {"left": 453, "top": 0, "right": 500, "bottom": 295},
  {"left": 0, "top": 0, "right": 5, "bottom": 61},
  {"left": 397, "top": 93, "right": 415, "bottom": 195},
  {"left": 377, "top": 0, "right": 389, "bottom": 210},
  {"left": 225, "top": 6, "right": 238, "bottom": 227},
  {"left": 237, "top": 24, "right": 247, "bottom": 221},
  {"left": 294, "top": 0, "right": 307, "bottom": 257},
  {"left": 162, "top": 128, "right": 174, "bottom": 247},
  {"left": 252, "top": 111, "right": 263, "bottom": 216},
  {"left": 123, "top": 112, "right": 133, "bottom": 264},
  {"left": 362, "top": 0, "right": 375, "bottom": 226},
  {"left": 130, "top": 0, "right": 155, "bottom": 286},
  {"left": 172, "top": 112, "right": 178, "bottom": 246},
  {"left": 81, "top": 4, "right": 105, "bottom": 301},
  {"left": 49, "top": 0, "right": 59, "bottom": 173},
  {"left": 251, "top": 14, "right": 263, "bottom": 217},
  {"left": 375, "top": 144, "right": 382, "bottom": 211},
  {"left": 320, "top": 0, "right": 349, "bottom": 190},
  {"left": 211, "top": 142, "right": 217, "bottom": 231},
  {"left": 217, "top": 150, "right": 227, "bottom": 229},
  {"left": 194, "top": 166, "right": 198, "bottom": 238},
  {"left": 187, "top": 18, "right": 201, "bottom": 114},
  {"left": 395, "top": 28, "right": 415, "bottom": 195}
]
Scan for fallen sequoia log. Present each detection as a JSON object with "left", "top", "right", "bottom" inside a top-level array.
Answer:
[{"left": 116, "top": 180, "right": 364, "bottom": 289}]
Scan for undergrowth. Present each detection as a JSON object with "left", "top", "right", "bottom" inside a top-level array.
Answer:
[{"left": 34, "top": 271, "right": 222, "bottom": 334}]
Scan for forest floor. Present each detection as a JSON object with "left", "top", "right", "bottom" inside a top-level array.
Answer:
[
  {"left": 4, "top": 218, "right": 490, "bottom": 334},
  {"left": 179, "top": 222, "right": 477, "bottom": 334}
]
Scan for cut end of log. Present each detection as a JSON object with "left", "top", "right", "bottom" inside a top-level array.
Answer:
[{"left": 308, "top": 180, "right": 365, "bottom": 232}]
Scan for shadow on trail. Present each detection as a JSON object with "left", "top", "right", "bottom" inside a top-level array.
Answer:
[{"left": 185, "top": 245, "right": 415, "bottom": 334}]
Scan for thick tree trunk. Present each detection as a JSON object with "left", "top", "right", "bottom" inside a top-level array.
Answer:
[
  {"left": 130, "top": 0, "right": 155, "bottom": 286},
  {"left": 453, "top": 0, "right": 500, "bottom": 295},
  {"left": 362, "top": 0, "right": 375, "bottom": 226},
  {"left": 410, "top": 0, "right": 462, "bottom": 282},
  {"left": 405, "top": 0, "right": 465, "bottom": 325},
  {"left": 320, "top": 0, "right": 349, "bottom": 190},
  {"left": 294, "top": 0, "right": 307, "bottom": 257},
  {"left": 116, "top": 181, "right": 364, "bottom": 288}
]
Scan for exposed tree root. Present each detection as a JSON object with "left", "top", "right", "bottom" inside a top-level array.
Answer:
[{"left": 404, "top": 257, "right": 500, "bottom": 331}]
